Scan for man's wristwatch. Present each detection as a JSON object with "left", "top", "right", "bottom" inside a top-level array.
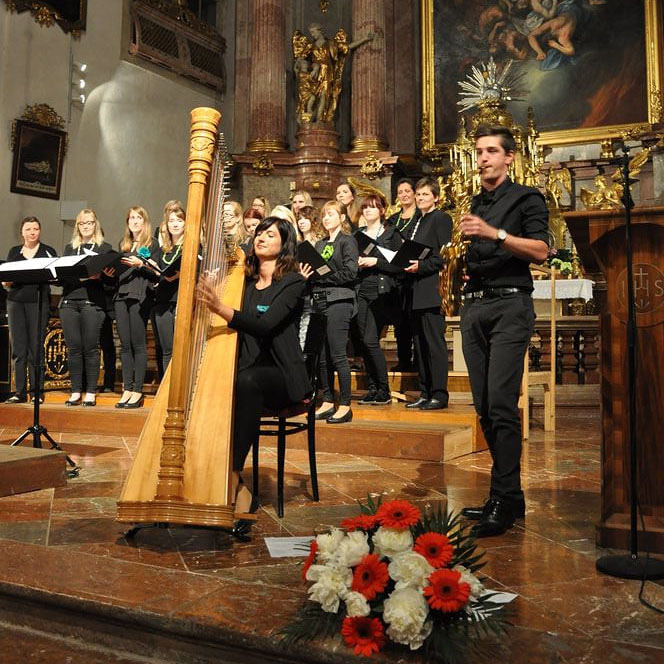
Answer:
[{"left": 496, "top": 229, "right": 507, "bottom": 243}]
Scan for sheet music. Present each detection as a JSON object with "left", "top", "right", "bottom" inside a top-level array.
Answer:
[
  {"left": 377, "top": 247, "right": 397, "bottom": 262},
  {"left": 49, "top": 255, "right": 90, "bottom": 267},
  {"left": 0, "top": 257, "right": 59, "bottom": 275}
]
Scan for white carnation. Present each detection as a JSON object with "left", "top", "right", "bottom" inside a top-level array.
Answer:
[
  {"left": 335, "top": 530, "right": 370, "bottom": 568},
  {"left": 372, "top": 526, "right": 413, "bottom": 559},
  {"left": 383, "top": 587, "right": 430, "bottom": 650},
  {"left": 388, "top": 551, "right": 434, "bottom": 591},
  {"left": 453, "top": 564, "right": 484, "bottom": 599},
  {"left": 315, "top": 528, "right": 346, "bottom": 564},
  {"left": 307, "top": 565, "right": 352, "bottom": 613},
  {"left": 341, "top": 589, "right": 371, "bottom": 617}
]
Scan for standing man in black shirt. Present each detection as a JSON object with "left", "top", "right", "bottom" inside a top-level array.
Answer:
[{"left": 459, "top": 125, "right": 549, "bottom": 537}]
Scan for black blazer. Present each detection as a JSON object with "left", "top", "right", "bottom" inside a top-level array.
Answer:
[
  {"left": 229, "top": 272, "right": 310, "bottom": 403},
  {"left": 114, "top": 238, "right": 160, "bottom": 303},
  {"left": 405, "top": 209, "right": 452, "bottom": 310},
  {"left": 312, "top": 233, "right": 359, "bottom": 303},
  {"left": 354, "top": 224, "right": 403, "bottom": 297}
]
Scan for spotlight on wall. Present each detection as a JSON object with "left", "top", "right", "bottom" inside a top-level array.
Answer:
[{"left": 71, "top": 61, "right": 88, "bottom": 106}]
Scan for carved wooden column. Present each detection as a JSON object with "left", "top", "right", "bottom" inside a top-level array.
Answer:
[
  {"left": 350, "top": 0, "right": 388, "bottom": 153},
  {"left": 247, "top": 0, "right": 287, "bottom": 152}
]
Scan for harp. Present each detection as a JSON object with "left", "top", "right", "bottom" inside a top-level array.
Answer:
[{"left": 117, "top": 107, "right": 246, "bottom": 528}]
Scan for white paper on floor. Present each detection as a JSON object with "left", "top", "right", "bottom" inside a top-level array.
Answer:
[{"left": 265, "top": 536, "right": 314, "bottom": 558}]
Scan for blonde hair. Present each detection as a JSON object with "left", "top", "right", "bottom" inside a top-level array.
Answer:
[
  {"left": 119, "top": 206, "right": 152, "bottom": 252},
  {"left": 270, "top": 204, "right": 297, "bottom": 230},
  {"left": 72, "top": 209, "right": 105, "bottom": 249},
  {"left": 291, "top": 190, "right": 313, "bottom": 208},
  {"left": 160, "top": 204, "right": 186, "bottom": 253},
  {"left": 321, "top": 200, "right": 352, "bottom": 236}
]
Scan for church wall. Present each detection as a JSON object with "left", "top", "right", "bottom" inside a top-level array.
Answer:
[{"left": 0, "top": 0, "right": 231, "bottom": 254}]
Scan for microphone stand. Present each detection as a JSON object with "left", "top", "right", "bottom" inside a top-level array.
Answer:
[
  {"left": 595, "top": 144, "right": 664, "bottom": 580},
  {"left": 10, "top": 284, "right": 79, "bottom": 478}
]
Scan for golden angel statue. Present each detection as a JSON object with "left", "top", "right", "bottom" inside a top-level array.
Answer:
[{"left": 293, "top": 23, "right": 373, "bottom": 125}]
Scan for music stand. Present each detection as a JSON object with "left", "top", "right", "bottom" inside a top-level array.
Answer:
[{"left": 0, "top": 254, "right": 114, "bottom": 478}]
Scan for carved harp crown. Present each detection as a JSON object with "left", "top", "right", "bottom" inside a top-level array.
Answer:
[{"left": 117, "top": 108, "right": 245, "bottom": 528}]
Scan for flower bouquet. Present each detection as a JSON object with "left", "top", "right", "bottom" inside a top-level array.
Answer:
[{"left": 280, "top": 497, "right": 510, "bottom": 660}]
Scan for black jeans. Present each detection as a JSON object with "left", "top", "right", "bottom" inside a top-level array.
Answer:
[
  {"left": 233, "top": 364, "right": 291, "bottom": 471},
  {"left": 59, "top": 300, "right": 105, "bottom": 393},
  {"left": 152, "top": 302, "right": 176, "bottom": 376},
  {"left": 7, "top": 299, "right": 49, "bottom": 397},
  {"left": 357, "top": 293, "right": 394, "bottom": 393},
  {"left": 99, "top": 310, "right": 116, "bottom": 390},
  {"left": 318, "top": 299, "right": 354, "bottom": 406},
  {"left": 114, "top": 298, "right": 151, "bottom": 392},
  {"left": 461, "top": 292, "right": 535, "bottom": 503},
  {"left": 394, "top": 281, "right": 414, "bottom": 366},
  {"left": 412, "top": 307, "right": 449, "bottom": 403}
]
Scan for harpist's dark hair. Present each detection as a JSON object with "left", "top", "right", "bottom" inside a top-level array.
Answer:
[
  {"left": 245, "top": 216, "right": 299, "bottom": 281},
  {"left": 475, "top": 124, "right": 516, "bottom": 154}
]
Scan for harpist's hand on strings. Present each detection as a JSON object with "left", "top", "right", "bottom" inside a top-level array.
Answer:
[{"left": 195, "top": 274, "right": 222, "bottom": 316}]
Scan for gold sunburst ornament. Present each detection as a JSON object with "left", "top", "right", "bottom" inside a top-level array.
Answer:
[{"left": 457, "top": 57, "right": 525, "bottom": 113}]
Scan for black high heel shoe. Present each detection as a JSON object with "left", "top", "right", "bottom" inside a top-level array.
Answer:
[
  {"left": 315, "top": 406, "right": 336, "bottom": 421},
  {"left": 231, "top": 481, "right": 259, "bottom": 541},
  {"left": 124, "top": 394, "right": 144, "bottom": 409},
  {"left": 327, "top": 408, "right": 353, "bottom": 424},
  {"left": 65, "top": 396, "right": 82, "bottom": 406}
]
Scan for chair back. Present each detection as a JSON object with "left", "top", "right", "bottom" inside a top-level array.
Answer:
[{"left": 302, "top": 312, "right": 326, "bottom": 399}]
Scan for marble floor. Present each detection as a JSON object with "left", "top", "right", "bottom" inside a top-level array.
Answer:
[{"left": 0, "top": 407, "right": 663, "bottom": 663}]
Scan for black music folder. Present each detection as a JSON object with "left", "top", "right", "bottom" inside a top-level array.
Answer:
[
  {"left": 297, "top": 241, "right": 333, "bottom": 277},
  {"left": 381, "top": 239, "right": 431, "bottom": 269},
  {"left": 54, "top": 251, "right": 120, "bottom": 279}
]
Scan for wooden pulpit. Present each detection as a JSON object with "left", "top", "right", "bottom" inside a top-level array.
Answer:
[{"left": 566, "top": 206, "right": 664, "bottom": 553}]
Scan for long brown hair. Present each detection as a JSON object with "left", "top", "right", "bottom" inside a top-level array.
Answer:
[
  {"left": 321, "top": 200, "right": 352, "bottom": 236},
  {"left": 119, "top": 206, "right": 152, "bottom": 252},
  {"left": 160, "top": 203, "right": 185, "bottom": 253},
  {"left": 244, "top": 217, "right": 299, "bottom": 281}
]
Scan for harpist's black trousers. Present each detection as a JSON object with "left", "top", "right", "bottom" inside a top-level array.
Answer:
[{"left": 232, "top": 364, "right": 290, "bottom": 472}]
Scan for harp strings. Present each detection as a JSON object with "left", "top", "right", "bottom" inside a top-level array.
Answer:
[{"left": 184, "top": 134, "right": 231, "bottom": 419}]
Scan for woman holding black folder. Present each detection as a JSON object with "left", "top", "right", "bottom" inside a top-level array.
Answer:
[
  {"left": 59, "top": 209, "right": 112, "bottom": 406},
  {"left": 354, "top": 195, "right": 403, "bottom": 406},
  {"left": 112, "top": 206, "right": 158, "bottom": 409},
  {"left": 308, "top": 201, "right": 358, "bottom": 424},
  {"left": 151, "top": 204, "right": 185, "bottom": 376},
  {"left": 3, "top": 217, "right": 57, "bottom": 404}
]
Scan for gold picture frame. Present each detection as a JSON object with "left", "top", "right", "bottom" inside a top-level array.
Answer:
[{"left": 421, "top": 0, "right": 663, "bottom": 149}]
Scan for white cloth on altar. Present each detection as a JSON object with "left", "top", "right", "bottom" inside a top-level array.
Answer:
[{"left": 532, "top": 278, "right": 594, "bottom": 302}]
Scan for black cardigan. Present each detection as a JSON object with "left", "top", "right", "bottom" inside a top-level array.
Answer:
[
  {"left": 312, "top": 233, "right": 359, "bottom": 303},
  {"left": 114, "top": 238, "right": 160, "bottom": 303},
  {"left": 354, "top": 224, "right": 403, "bottom": 298},
  {"left": 5, "top": 243, "right": 58, "bottom": 303},
  {"left": 403, "top": 209, "right": 452, "bottom": 310},
  {"left": 228, "top": 272, "right": 310, "bottom": 403}
]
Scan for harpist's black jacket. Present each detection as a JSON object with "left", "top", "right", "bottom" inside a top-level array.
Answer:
[{"left": 228, "top": 272, "right": 310, "bottom": 403}]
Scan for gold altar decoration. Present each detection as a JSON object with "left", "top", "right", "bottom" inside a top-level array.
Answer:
[
  {"left": 359, "top": 154, "right": 386, "bottom": 181},
  {"left": 44, "top": 319, "right": 69, "bottom": 389},
  {"left": 251, "top": 154, "right": 273, "bottom": 177},
  {"left": 292, "top": 24, "right": 373, "bottom": 125},
  {"left": 3, "top": 1, "right": 87, "bottom": 37}
]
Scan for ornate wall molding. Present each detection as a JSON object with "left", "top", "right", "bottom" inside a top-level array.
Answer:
[{"left": 3, "top": 1, "right": 87, "bottom": 37}]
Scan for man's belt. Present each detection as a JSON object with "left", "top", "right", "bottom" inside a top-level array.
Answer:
[{"left": 462, "top": 287, "right": 530, "bottom": 301}]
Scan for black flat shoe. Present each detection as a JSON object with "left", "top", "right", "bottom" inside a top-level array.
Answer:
[
  {"left": 471, "top": 498, "right": 515, "bottom": 538},
  {"left": 420, "top": 398, "right": 448, "bottom": 410},
  {"left": 124, "top": 395, "right": 144, "bottom": 409},
  {"left": 357, "top": 391, "right": 377, "bottom": 404},
  {"left": 5, "top": 394, "right": 27, "bottom": 404},
  {"left": 371, "top": 390, "right": 392, "bottom": 406},
  {"left": 327, "top": 409, "right": 353, "bottom": 424},
  {"left": 65, "top": 396, "right": 81, "bottom": 406},
  {"left": 82, "top": 399, "right": 97, "bottom": 407},
  {"left": 115, "top": 399, "right": 130, "bottom": 409},
  {"left": 315, "top": 406, "right": 336, "bottom": 420},
  {"left": 405, "top": 397, "right": 428, "bottom": 409}
]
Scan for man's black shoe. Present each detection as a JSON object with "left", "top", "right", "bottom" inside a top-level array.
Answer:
[
  {"left": 405, "top": 397, "right": 428, "bottom": 409},
  {"left": 371, "top": 389, "right": 392, "bottom": 406},
  {"left": 390, "top": 362, "right": 413, "bottom": 372},
  {"left": 358, "top": 390, "right": 377, "bottom": 405},
  {"left": 462, "top": 498, "right": 525, "bottom": 521},
  {"left": 420, "top": 398, "right": 448, "bottom": 410},
  {"left": 471, "top": 498, "right": 515, "bottom": 538}
]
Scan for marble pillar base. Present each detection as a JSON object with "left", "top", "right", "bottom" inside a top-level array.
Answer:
[{"left": 294, "top": 123, "right": 340, "bottom": 159}]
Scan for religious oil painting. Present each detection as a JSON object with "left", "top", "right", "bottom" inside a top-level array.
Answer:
[
  {"left": 424, "top": 0, "right": 663, "bottom": 146},
  {"left": 10, "top": 120, "right": 67, "bottom": 200}
]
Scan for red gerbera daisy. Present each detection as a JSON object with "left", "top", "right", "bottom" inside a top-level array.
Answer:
[
  {"left": 352, "top": 553, "right": 390, "bottom": 600},
  {"left": 414, "top": 532, "right": 454, "bottom": 568},
  {"left": 375, "top": 500, "right": 420, "bottom": 530},
  {"left": 423, "top": 569, "right": 471, "bottom": 613},
  {"left": 341, "top": 616, "right": 386, "bottom": 657},
  {"left": 301, "top": 540, "right": 318, "bottom": 581},
  {"left": 341, "top": 514, "right": 379, "bottom": 532}
]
